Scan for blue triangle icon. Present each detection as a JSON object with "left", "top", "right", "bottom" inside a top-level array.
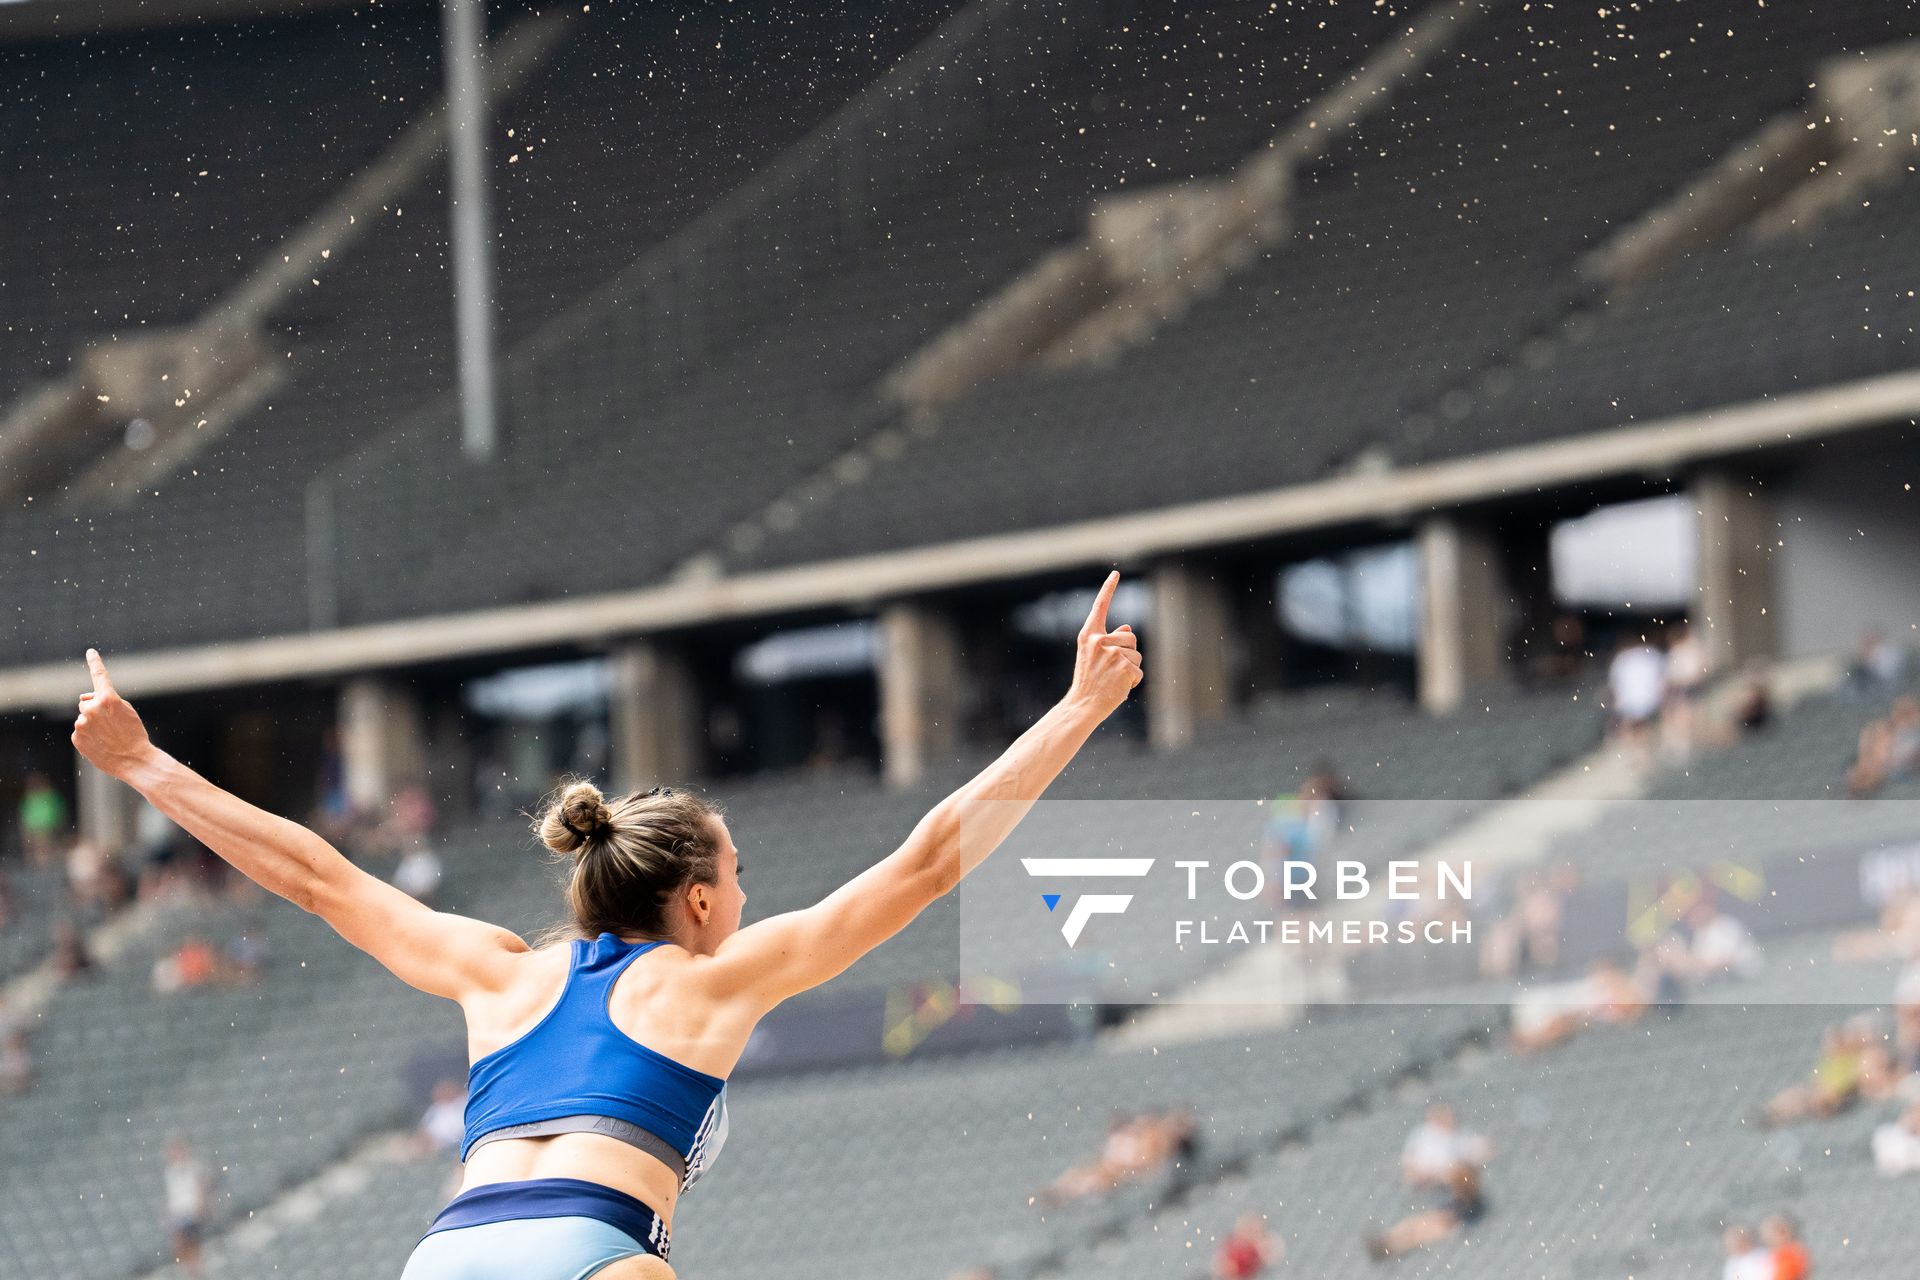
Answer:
[{"left": 1042, "top": 894, "right": 1061, "bottom": 912}]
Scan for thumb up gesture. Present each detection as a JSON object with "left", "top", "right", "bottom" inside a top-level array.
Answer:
[
  {"left": 1069, "top": 571, "right": 1143, "bottom": 717},
  {"left": 71, "top": 649, "right": 154, "bottom": 781}
]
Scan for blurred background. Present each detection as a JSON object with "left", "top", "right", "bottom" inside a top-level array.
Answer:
[{"left": 2, "top": 0, "right": 1919, "bottom": 1275}]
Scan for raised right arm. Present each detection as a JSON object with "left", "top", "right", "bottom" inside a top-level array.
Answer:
[
  {"left": 701, "top": 571, "right": 1143, "bottom": 1013},
  {"left": 71, "top": 651, "right": 526, "bottom": 1003}
]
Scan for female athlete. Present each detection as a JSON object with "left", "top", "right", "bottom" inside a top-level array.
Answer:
[{"left": 69, "top": 570, "right": 1143, "bottom": 1279}]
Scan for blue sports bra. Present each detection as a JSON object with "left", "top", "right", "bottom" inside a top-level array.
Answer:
[{"left": 462, "top": 932, "right": 729, "bottom": 1190}]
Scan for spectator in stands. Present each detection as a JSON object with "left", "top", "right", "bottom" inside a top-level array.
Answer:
[
  {"left": 1400, "top": 1104, "right": 1491, "bottom": 1191},
  {"left": 411, "top": 1078, "right": 469, "bottom": 1160},
  {"left": 1761, "top": 1213, "right": 1810, "bottom": 1280},
  {"left": 1365, "top": 1164, "right": 1486, "bottom": 1262},
  {"left": 224, "top": 929, "right": 270, "bottom": 983},
  {"left": 1660, "top": 622, "right": 1711, "bottom": 760},
  {"left": 0, "top": 993, "right": 31, "bottom": 1095},
  {"left": 1511, "top": 955, "right": 1647, "bottom": 1052},
  {"left": 1261, "top": 762, "right": 1344, "bottom": 905},
  {"left": 1214, "top": 1211, "right": 1284, "bottom": 1278},
  {"left": 1872, "top": 1101, "right": 1920, "bottom": 1175},
  {"left": 19, "top": 770, "right": 69, "bottom": 869},
  {"left": 1725, "top": 666, "right": 1775, "bottom": 738},
  {"left": 163, "top": 1133, "right": 214, "bottom": 1273},
  {"left": 1682, "top": 898, "right": 1764, "bottom": 984},
  {"left": 64, "top": 837, "right": 115, "bottom": 912},
  {"left": 1721, "top": 1224, "right": 1772, "bottom": 1280},
  {"left": 1480, "top": 864, "right": 1577, "bottom": 979},
  {"left": 1761, "top": 1020, "right": 1898, "bottom": 1126},
  {"left": 1844, "top": 627, "right": 1908, "bottom": 696},
  {"left": 49, "top": 919, "right": 95, "bottom": 981},
  {"left": 0, "top": 1027, "right": 31, "bottom": 1096},
  {"left": 1847, "top": 695, "right": 1920, "bottom": 797},
  {"left": 1036, "top": 1108, "right": 1193, "bottom": 1206},
  {"left": 373, "top": 784, "right": 439, "bottom": 859},
  {"left": 805, "top": 708, "right": 851, "bottom": 773},
  {"left": 1531, "top": 611, "right": 1590, "bottom": 685},
  {"left": 1894, "top": 998, "right": 1920, "bottom": 1078},
  {"left": 1607, "top": 635, "right": 1667, "bottom": 752},
  {"left": 1833, "top": 888, "right": 1920, "bottom": 964},
  {"left": 151, "top": 934, "right": 224, "bottom": 995},
  {"left": 394, "top": 842, "right": 445, "bottom": 904},
  {"left": 311, "top": 725, "right": 358, "bottom": 847}
]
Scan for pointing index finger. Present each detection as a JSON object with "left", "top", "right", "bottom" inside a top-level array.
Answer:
[
  {"left": 85, "top": 648, "right": 115, "bottom": 696},
  {"left": 1080, "top": 571, "right": 1120, "bottom": 639}
]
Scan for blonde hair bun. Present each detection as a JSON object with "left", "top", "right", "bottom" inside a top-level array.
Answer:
[{"left": 539, "top": 780, "right": 614, "bottom": 856}]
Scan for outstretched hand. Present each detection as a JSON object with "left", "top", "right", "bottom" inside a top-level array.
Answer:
[
  {"left": 1069, "top": 570, "right": 1143, "bottom": 717},
  {"left": 71, "top": 649, "right": 154, "bottom": 780}
]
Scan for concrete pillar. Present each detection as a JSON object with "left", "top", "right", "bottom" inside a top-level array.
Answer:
[
  {"left": 1148, "top": 559, "right": 1234, "bottom": 750},
  {"left": 878, "top": 603, "right": 967, "bottom": 789},
  {"left": 1418, "top": 516, "right": 1508, "bottom": 714},
  {"left": 608, "top": 640, "right": 703, "bottom": 790},
  {"left": 339, "top": 674, "right": 429, "bottom": 817},
  {"left": 1694, "top": 468, "right": 1776, "bottom": 673},
  {"left": 75, "top": 754, "right": 140, "bottom": 852}
]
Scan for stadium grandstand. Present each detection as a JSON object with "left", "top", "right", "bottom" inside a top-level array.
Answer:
[{"left": 3, "top": 0, "right": 1919, "bottom": 1277}]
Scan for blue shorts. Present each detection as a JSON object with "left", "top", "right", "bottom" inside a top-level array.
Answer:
[{"left": 400, "top": 1178, "right": 669, "bottom": 1279}]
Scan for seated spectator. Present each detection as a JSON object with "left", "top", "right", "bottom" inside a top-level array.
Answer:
[
  {"left": 1844, "top": 628, "right": 1908, "bottom": 696},
  {"left": 409, "top": 1079, "right": 469, "bottom": 1159},
  {"left": 1894, "top": 999, "right": 1920, "bottom": 1078},
  {"left": 224, "top": 930, "right": 270, "bottom": 983},
  {"left": 1848, "top": 696, "right": 1920, "bottom": 798},
  {"left": 1607, "top": 635, "right": 1667, "bottom": 752},
  {"left": 1365, "top": 1164, "right": 1486, "bottom": 1261},
  {"left": 65, "top": 839, "right": 116, "bottom": 913},
  {"left": 1832, "top": 888, "right": 1920, "bottom": 964},
  {"left": 1721, "top": 1224, "right": 1772, "bottom": 1280},
  {"left": 152, "top": 935, "right": 224, "bottom": 996},
  {"left": 1761, "top": 1213, "right": 1810, "bottom": 1280},
  {"left": 1480, "top": 866, "right": 1576, "bottom": 980},
  {"left": 1762, "top": 1020, "right": 1897, "bottom": 1126},
  {"left": 1400, "top": 1104, "right": 1491, "bottom": 1191},
  {"left": 393, "top": 844, "right": 445, "bottom": 904},
  {"left": 163, "top": 1133, "right": 214, "bottom": 1273},
  {"left": 0, "top": 1028, "right": 31, "bottom": 1096},
  {"left": 1510, "top": 956, "right": 1647, "bottom": 1053},
  {"left": 1261, "top": 763, "right": 1345, "bottom": 905},
  {"left": 1683, "top": 899, "right": 1764, "bottom": 984},
  {"left": 1036, "top": 1108, "right": 1193, "bottom": 1206},
  {"left": 19, "top": 771, "right": 69, "bottom": 870},
  {"left": 50, "top": 920, "right": 95, "bottom": 981},
  {"left": 1660, "top": 622, "right": 1711, "bottom": 761},
  {"left": 1872, "top": 1101, "right": 1920, "bottom": 1175},
  {"left": 1214, "top": 1211, "right": 1284, "bottom": 1278},
  {"left": 1725, "top": 668, "right": 1774, "bottom": 737}
]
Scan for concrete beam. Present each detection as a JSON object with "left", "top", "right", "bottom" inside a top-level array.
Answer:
[{"left": 0, "top": 370, "right": 1916, "bottom": 713}]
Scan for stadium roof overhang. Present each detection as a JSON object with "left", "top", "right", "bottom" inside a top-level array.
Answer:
[{"left": 4, "top": 369, "right": 1918, "bottom": 713}]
